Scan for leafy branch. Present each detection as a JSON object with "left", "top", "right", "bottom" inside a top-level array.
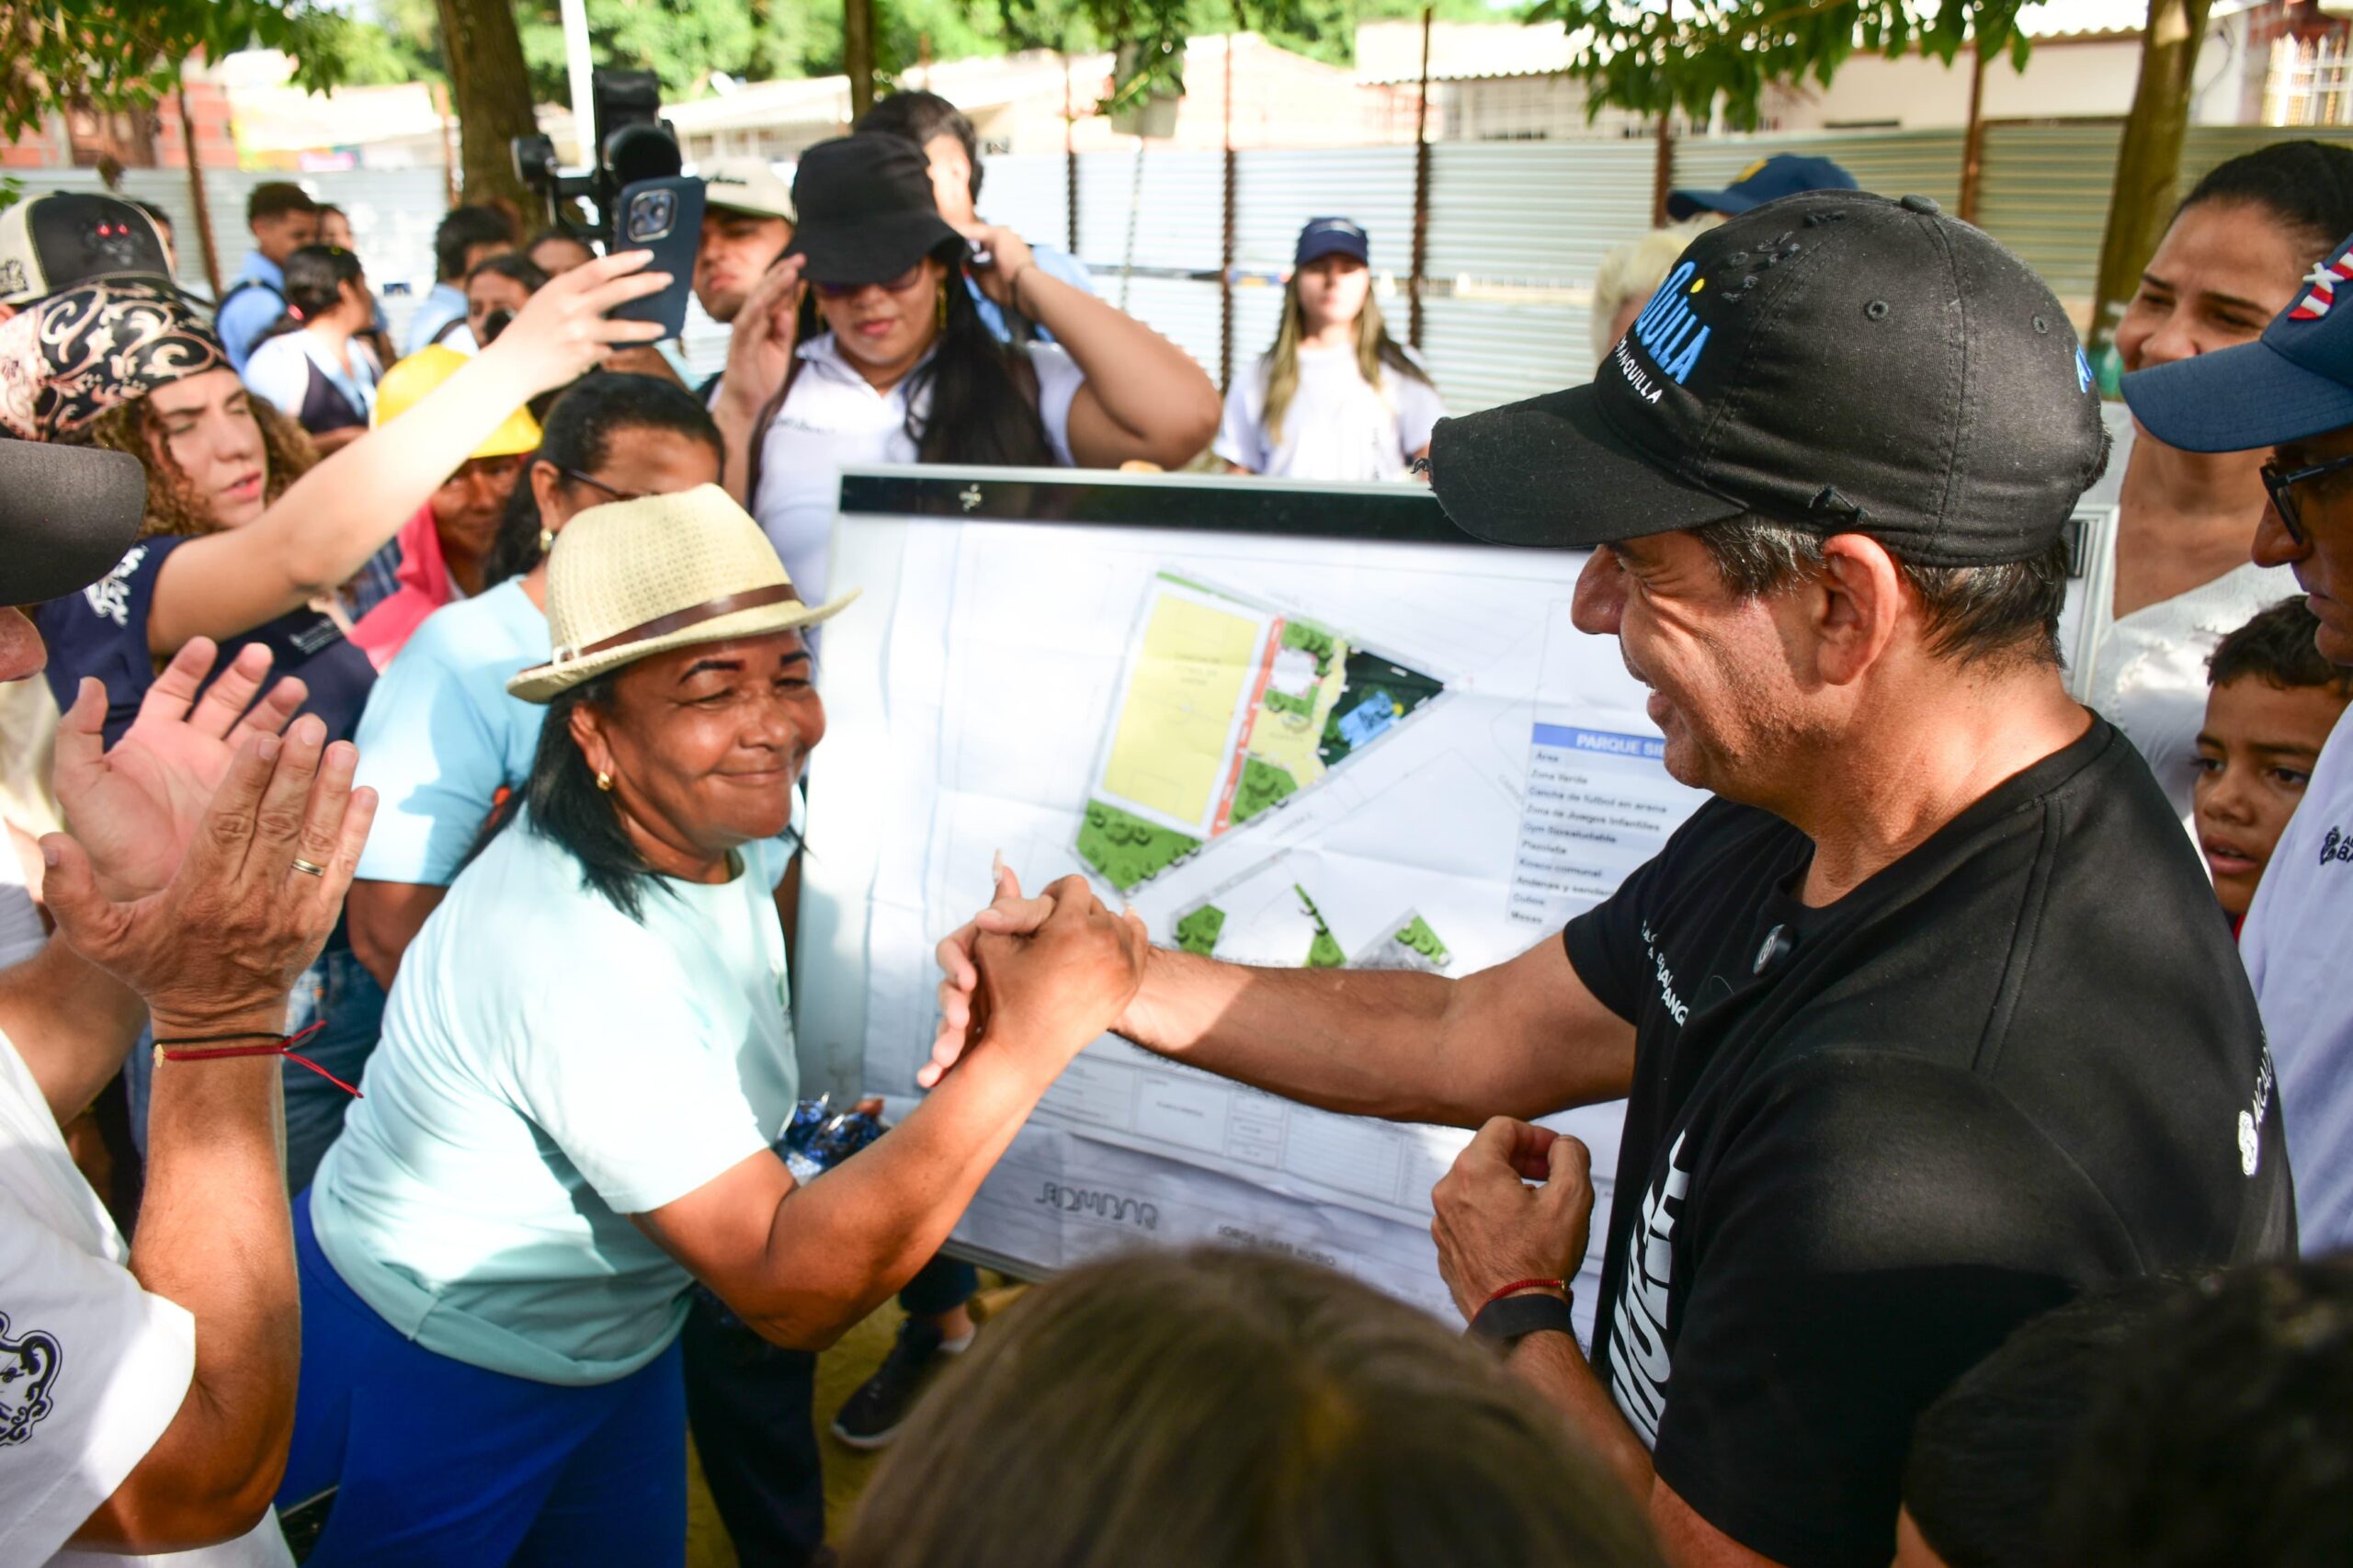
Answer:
[{"left": 0, "top": 1, "right": 358, "bottom": 142}]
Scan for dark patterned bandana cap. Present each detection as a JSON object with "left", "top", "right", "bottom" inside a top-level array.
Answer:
[{"left": 0, "top": 276, "right": 227, "bottom": 441}]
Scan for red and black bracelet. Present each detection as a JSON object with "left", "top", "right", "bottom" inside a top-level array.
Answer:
[{"left": 153, "top": 1020, "right": 363, "bottom": 1098}]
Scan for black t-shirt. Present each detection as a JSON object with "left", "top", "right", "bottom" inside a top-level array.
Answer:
[
  {"left": 1564, "top": 718, "right": 2293, "bottom": 1567},
  {"left": 34, "top": 534, "right": 377, "bottom": 749}
]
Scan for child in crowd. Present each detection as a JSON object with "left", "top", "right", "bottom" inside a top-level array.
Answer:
[
  {"left": 2193, "top": 597, "right": 2353, "bottom": 930},
  {"left": 1217, "top": 216, "right": 1443, "bottom": 483}
]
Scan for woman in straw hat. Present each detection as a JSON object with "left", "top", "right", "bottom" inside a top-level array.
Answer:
[
  {"left": 280, "top": 485, "right": 1147, "bottom": 1565},
  {"left": 712, "top": 132, "right": 1221, "bottom": 610},
  {"left": 12, "top": 255, "right": 671, "bottom": 1193}
]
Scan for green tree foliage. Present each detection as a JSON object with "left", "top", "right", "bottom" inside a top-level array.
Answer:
[
  {"left": 1525, "top": 0, "right": 2040, "bottom": 130},
  {"left": 0, "top": 0, "right": 358, "bottom": 141}
]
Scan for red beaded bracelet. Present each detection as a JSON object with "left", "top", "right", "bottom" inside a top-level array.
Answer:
[{"left": 154, "top": 1020, "right": 363, "bottom": 1098}]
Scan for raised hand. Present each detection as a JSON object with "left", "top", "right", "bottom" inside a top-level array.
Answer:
[
  {"left": 961, "top": 874, "right": 1148, "bottom": 1085},
  {"left": 923, "top": 859, "right": 1059, "bottom": 1087},
  {"left": 52, "top": 639, "right": 309, "bottom": 903},
  {"left": 1431, "top": 1118, "right": 1595, "bottom": 1324},
  {"left": 716, "top": 254, "right": 807, "bottom": 420},
  {"left": 482, "top": 249, "right": 671, "bottom": 394},
  {"left": 958, "top": 223, "right": 1040, "bottom": 312},
  {"left": 43, "top": 715, "right": 375, "bottom": 1031}
]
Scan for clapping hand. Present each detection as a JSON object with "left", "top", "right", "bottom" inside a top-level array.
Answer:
[
  {"left": 44, "top": 715, "right": 375, "bottom": 1030},
  {"left": 53, "top": 639, "right": 308, "bottom": 903}
]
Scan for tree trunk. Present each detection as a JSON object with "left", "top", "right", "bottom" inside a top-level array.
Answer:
[
  {"left": 845, "top": 0, "right": 876, "bottom": 120},
  {"left": 434, "top": 0, "right": 542, "bottom": 224},
  {"left": 2086, "top": 0, "right": 2212, "bottom": 360}
]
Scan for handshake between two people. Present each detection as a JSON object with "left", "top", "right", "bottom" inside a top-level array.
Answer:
[{"left": 923, "top": 863, "right": 1150, "bottom": 1092}]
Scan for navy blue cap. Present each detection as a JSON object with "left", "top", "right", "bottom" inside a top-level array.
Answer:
[
  {"left": 1295, "top": 217, "right": 1370, "bottom": 267},
  {"left": 1667, "top": 154, "right": 1860, "bottom": 222},
  {"left": 2122, "top": 230, "right": 2353, "bottom": 453}
]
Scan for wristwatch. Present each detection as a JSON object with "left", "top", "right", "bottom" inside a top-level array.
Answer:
[{"left": 1467, "top": 1290, "right": 1576, "bottom": 1346}]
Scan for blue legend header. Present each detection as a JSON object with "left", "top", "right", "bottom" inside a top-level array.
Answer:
[{"left": 1531, "top": 724, "right": 1665, "bottom": 761}]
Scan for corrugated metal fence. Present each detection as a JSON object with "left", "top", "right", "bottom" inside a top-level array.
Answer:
[{"left": 21, "top": 119, "right": 2353, "bottom": 414}]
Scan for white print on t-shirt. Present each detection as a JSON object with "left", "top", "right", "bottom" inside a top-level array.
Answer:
[
  {"left": 0, "top": 1310, "right": 63, "bottom": 1445},
  {"left": 1609, "top": 1130, "right": 1689, "bottom": 1449},
  {"left": 1642, "top": 921, "right": 1689, "bottom": 1027},
  {"left": 79, "top": 546, "right": 148, "bottom": 629},
  {"left": 2240, "top": 1052, "right": 2275, "bottom": 1178}
]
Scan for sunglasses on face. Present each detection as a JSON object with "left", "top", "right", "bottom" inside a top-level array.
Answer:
[
  {"left": 2263, "top": 452, "right": 2353, "bottom": 549},
  {"left": 811, "top": 264, "right": 927, "bottom": 301}
]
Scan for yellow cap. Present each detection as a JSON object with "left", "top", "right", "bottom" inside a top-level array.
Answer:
[{"left": 373, "top": 345, "right": 541, "bottom": 460}]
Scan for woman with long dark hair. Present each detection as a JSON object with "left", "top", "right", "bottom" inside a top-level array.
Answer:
[
  {"left": 1217, "top": 217, "right": 1442, "bottom": 482},
  {"left": 241, "top": 244, "right": 381, "bottom": 451},
  {"left": 282, "top": 488, "right": 1145, "bottom": 1564},
  {"left": 713, "top": 133, "right": 1220, "bottom": 606}
]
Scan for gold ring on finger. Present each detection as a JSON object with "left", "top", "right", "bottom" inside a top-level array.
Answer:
[{"left": 290, "top": 857, "right": 327, "bottom": 878}]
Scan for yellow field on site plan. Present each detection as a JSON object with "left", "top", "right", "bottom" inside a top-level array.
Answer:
[{"left": 1099, "top": 588, "right": 1266, "bottom": 826}]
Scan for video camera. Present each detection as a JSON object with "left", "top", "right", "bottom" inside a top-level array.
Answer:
[{"left": 510, "top": 67, "right": 683, "bottom": 249}]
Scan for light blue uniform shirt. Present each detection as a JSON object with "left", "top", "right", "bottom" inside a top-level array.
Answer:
[
  {"left": 970, "top": 240, "right": 1093, "bottom": 344},
  {"left": 216, "top": 253, "right": 287, "bottom": 372},
  {"left": 404, "top": 280, "right": 470, "bottom": 356},
  {"left": 353, "top": 581, "right": 550, "bottom": 887},
  {"left": 311, "top": 815, "right": 798, "bottom": 1385}
]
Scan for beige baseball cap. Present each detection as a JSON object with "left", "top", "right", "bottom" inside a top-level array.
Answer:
[
  {"left": 699, "top": 158, "right": 797, "bottom": 224},
  {"left": 508, "top": 484, "right": 854, "bottom": 702}
]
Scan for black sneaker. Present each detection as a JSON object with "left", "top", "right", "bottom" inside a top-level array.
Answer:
[{"left": 831, "top": 1318, "right": 953, "bottom": 1449}]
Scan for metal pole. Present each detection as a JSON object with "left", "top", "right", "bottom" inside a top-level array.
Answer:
[
  {"left": 175, "top": 85, "right": 222, "bottom": 299},
  {"left": 1409, "top": 5, "right": 1432, "bottom": 351},
  {"left": 1221, "top": 33, "right": 1236, "bottom": 394},
  {"left": 1651, "top": 0, "right": 1675, "bottom": 227},
  {"left": 559, "top": 0, "right": 595, "bottom": 163},
  {"left": 1958, "top": 40, "right": 1990, "bottom": 223},
  {"left": 1065, "top": 52, "right": 1080, "bottom": 256}
]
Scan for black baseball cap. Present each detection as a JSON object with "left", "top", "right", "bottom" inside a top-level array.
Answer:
[
  {"left": 1296, "top": 217, "right": 1370, "bottom": 267},
  {"left": 785, "top": 134, "right": 963, "bottom": 287},
  {"left": 0, "top": 193, "right": 173, "bottom": 306},
  {"left": 1428, "top": 192, "right": 2108, "bottom": 567}
]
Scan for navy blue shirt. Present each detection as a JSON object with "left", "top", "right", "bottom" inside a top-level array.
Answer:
[{"left": 36, "top": 534, "right": 377, "bottom": 748}]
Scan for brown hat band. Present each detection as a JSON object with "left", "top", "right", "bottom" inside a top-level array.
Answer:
[{"left": 557, "top": 582, "right": 805, "bottom": 664}]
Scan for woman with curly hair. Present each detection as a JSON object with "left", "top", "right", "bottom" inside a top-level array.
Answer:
[{"left": 13, "top": 258, "right": 671, "bottom": 1189}]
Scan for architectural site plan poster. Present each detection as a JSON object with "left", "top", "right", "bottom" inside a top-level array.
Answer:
[{"left": 808, "top": 483, "right": 1704, "bottom": 1333}]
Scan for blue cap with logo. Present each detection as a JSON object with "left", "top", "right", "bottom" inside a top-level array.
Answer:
[
  {"left": 2121, "top": 230, "right": 2353, "bottom": 453},
  {"left": 1295, "top": 217, "right": 1370, "bottom": 267},
  {"left": 1667, "top": 154, "right": 1860, "bottom": 222}
]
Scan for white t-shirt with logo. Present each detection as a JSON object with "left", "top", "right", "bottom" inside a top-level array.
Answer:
[
  {"left": 0, "top": 1025, "right": 293, "bottom": 1567},
  {"left": 2241, "top": 704, "right": 2353, "bottom": 1256},
  {"left": 748, "top": 335, "right": 1084, "bottom": 608},
  {"left": 1214, "top": 346, "right": 1444, "bottom": 483}
]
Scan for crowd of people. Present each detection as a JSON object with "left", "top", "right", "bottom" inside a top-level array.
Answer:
[{"left": 0, "top": 100, "right": 2349, "bottom": 1568}]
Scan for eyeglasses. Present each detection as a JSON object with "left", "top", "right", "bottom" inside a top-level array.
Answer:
[
  {"left": 552, "top": 465, "right": 647, "bottom": 504},
  {"left": 812, "top": 264, "right": 927, "bottom": 301},
  {"left": 2262, "top": 452, "right": 2353, "bottom": 549}
]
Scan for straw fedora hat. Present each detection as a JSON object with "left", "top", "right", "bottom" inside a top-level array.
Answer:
[{"left": 507, "top": 483, "right": 856, "bottom": 703}]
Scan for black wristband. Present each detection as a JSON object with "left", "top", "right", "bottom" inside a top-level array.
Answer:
[{"left": 1467, "top": 1291, "right": 1576, "bottom": 1346}]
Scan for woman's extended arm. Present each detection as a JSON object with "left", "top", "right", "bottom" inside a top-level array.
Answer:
[
  {"left": 631, "top": 878, "right": 1145, "bottom": 1348},
  {"left": 147, "top": 256, "right": 672, "bottom": 654},
  {"left": 963, "top": 224, "right": 1220, "bottom": 472}
]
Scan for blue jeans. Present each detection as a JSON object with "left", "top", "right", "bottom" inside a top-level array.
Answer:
[
  {"left": 124, "top": 946, "right": 386, "bottom": 1195},
  {"left": 280, "top": 1190, "right": 688, "bottom": 1568}
]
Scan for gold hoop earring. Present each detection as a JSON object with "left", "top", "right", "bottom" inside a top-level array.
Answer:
[
  {"left": 539, "top": 526, "right": 555, "bottom": 554},
  {"left": 936, "top": 285, "right": 948, "bottom": 333},
  {"left": 596, "top": 771, "right": 613, "bottom": 792}
]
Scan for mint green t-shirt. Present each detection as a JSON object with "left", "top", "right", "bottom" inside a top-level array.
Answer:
[{"left": 310, "top": 811, "right": 798, "bottom": 1386}]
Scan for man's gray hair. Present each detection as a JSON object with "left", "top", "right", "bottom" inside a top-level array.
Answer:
[{"left": 1694, "top": 512, "right": 2071, "bottom": 670}]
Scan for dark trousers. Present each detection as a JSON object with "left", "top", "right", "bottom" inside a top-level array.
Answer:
[
  {"left": 681, "top": 1292, "right": 826, "bottom": 1567},
  {"left": 899, "top": 1253, "right": 980, "bottom": 1318}
]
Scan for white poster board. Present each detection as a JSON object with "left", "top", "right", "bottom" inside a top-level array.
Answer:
[{"left": 799, "top": 467, "right": 1706, "bottom": 1331}]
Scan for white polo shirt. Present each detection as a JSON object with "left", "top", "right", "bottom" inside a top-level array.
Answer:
[
  {"left": 0, "top": 1022, "right": 292, "bottom": 1567},
  {"left": 747, "top": 333, "right": 1083, "bottom": 607}
]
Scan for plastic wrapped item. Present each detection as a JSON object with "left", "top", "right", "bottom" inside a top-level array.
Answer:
[{"left": 781, "top": 1096, "right": 887, "bottom": 1185}]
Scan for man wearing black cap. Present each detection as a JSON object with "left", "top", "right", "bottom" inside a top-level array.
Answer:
[
  {"left": 933, "top": 194, "right": 2294, "bottom": 1564},
  {"left": 0, "top": 441, "right": 371, "bottom": 1562}
]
